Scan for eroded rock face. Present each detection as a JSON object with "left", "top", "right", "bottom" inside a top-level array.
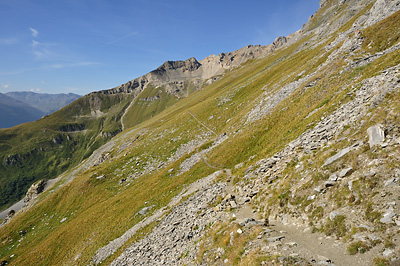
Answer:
[
  {"left": 24, "top": 180, "right": 46, "bottom": 204},
  {"left": 273, "top": 36, "right": 287, "bottom": 49},
  {"left": 1, "top": 209, "right": 15, "bottom": 226},
  {"left": 98, "top": 44, "right": 277, "bottom": 101},
  {"left": 367, "top": 125, "right": 385, "bottom": 147}
]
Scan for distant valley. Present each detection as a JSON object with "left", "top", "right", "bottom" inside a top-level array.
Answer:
[{"left": 0, "top": 91, "right": 81, "bottom": 128}]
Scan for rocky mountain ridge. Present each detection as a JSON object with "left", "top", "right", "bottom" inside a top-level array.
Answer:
[{"left": 99, "top": 42, "right": 290, "bottom": 96}]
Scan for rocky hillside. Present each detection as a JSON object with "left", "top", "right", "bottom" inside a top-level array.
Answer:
[
  {"left": 1, "top": 0, "right": 400, "bottom": 265},
  {"left": 0, "top": 39, "right": 271, "bottom": 211}
]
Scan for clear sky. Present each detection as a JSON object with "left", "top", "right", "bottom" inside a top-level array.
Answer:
[{"left": 0, "top": 0, "right": 319, "bottom": 95}]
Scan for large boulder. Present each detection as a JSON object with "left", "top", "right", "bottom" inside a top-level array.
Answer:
[
  {"left": 367, "top": 125, "right": 385, "bottom": 147},
  {"left": 1, "top": 209, "right": 15, "bottom": 226},
  {"left": 24, "top": 179, "right": 47, "bottom": 204}
]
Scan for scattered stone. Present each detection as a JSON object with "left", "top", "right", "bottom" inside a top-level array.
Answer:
[
  {"left": 365, "top": 171, "right": 376, "bottom": 177},
  {"left": 257, "top": 231, "right": 265, "bottom": 239},
  {"left": 235, "top": 163, "right": 244, "bottom": 169},
  {"left": 324, "top": 180, "right": 336, "bottom": 187},
  {"left": 239, "top": 218, "right": 255, "bottom": 226},
  {"left": 314, "top": 186, "right": 324, "bottom": 193},
  {"left": 329, "top": 211, "right": 341, "bottom": 221},
  {"left": 96, "top": 174, "right": 106, "bottom": 180},
  {"left": 245, "top": 166, "right": 254, "bottom": 175},
  {"left": 384, "top": 178, "right": 397, "bottom": 187},
  {"left": 229, "top": 232, "right": 234, "bottom": 246},
  {"left": 239, "top": 218, "right": 265, "bottom": 227},
  {"left": 92, "top": 152, "right": 110, "bottom": 167},
  {"left": 380, "top": 211, "right": 395, "bottom": 224},
  {"left": 322, "top": 147, "right": 352, "bottom": 167},
  {"left": 328, "top": 174, "right": 338, "bottom": 181},
  {"left": 267, "top": 235, "right": 285, "bottom": 242},
  {"left": 348, "top": 180, "right": 353, "bottom": 191},
  {"left": 229, "top": 201, "right": 237, "bottom": 208},
  {"left": 337, "top": 167, "right": 352, "bottom": 178},
  {"left": 383, "top": 249, "right": 394, "bottom": 257},
  {"left": 367, "top": 125, "right": 385, "bottom": 147},
  {"left": 357, "top": 224, "right": 373, "bottom": 230},
  {"left": 224, "top": 194, "right": 234, "bottom": 201},
  {"left": 353, "top": 233, "right": 381, "bottom": 242},
  {"left": 237, "top": 228, "right": 243, "bottom": 234},
  {"left": 308, "top": 195, "right": 316, "bottom": 201},
  {"left": 136, "top": 206, "right": 153, "bottom": 216},
  {"left": 1, "top": 210, "right": 15, "bottom": 226},
  {"left": 24, "top": 180, "right": 47, "bottom": 204},
  {"left": 322, "top": 142, "right": 362, "bottom": 167}
]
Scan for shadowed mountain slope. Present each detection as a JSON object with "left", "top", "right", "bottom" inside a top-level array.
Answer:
[
  {"left": 0, "top": 93, "right": 44, "bottom": 128},
  {"left": 5, "top": 91, "right": 81, "bottom": 115}
]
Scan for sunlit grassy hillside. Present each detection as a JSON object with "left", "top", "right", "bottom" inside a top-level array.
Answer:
[{"left": 1, "top": 0, "right": 399, "bottom": 265}]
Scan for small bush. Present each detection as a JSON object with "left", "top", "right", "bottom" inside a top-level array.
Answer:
[
  {"left": 347, "top": 241, "right": 370, "bottom": 255},
  {"left": 311, "top": 206, "right": 324, "bottom": 220},
  {"left": 384, "top": 238, "right": 395, "bottom": 249},
  {"left": 365, "top": 202, "right": 382, "bottom": 223},
  {"left": 373, "top": 257, "right": 390, "bottom": 266},
  {"left": 324, "top": 215, "right": 347, "bottom": 238}
]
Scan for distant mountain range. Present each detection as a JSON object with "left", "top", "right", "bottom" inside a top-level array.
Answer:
[
  {"left": 0, "top": 93, "right": 45, "bottom": 128},
  {"left": 0, "top": 91, "right": 81, "bottom": 128}
]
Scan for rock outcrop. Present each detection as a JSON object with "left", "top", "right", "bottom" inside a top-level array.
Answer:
[
  {"left": 0, "top": 210, "right": 15, "bottom": 226},
  {"left": 98, "top": 44, "right": 282, "bottom": 99},
  {"left": 24, "top": 180, "right": 46, "bottom": 204}
]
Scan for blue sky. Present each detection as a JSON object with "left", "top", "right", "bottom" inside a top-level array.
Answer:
[{"left": 0, "top": 0, "right": 319, "bottom": 95}]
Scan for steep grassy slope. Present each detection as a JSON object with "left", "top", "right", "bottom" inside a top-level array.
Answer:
[
  {"left": 1, "top": 0, "right": 399, "bottom": 265},
  {"left": 0, "top": 92, "right": 133, "bottom": 209},
  {"left": 0, "top": 46, "right": 270, "bottom": 212}
]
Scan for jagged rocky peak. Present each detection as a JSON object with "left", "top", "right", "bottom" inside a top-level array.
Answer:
[
  {"left": 319, "top": 0, "right": 327, "bottom": 7},
  {"left": 201, "top": 44, "right": 270, "bottom": 67},
  {"left": 97, "top": 40, "right": 295, "bottom": 97},
  {"left": 272, "top": 36, "right": 287, "bottom": 49},
  {"left": 97, "top": 76, "right": 149, "bottom": 95},
  {"left": 152, "top": 57, "right": 202, "bottom": 75}
]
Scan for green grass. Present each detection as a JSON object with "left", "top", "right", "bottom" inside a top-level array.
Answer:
[
  {"left": 0, "top": 93, "right": 133, "bottom": 210},
  {"left": 373, "top": 257, "right": 390, "bottom": 266},
  {"left": 324, "top": 215, "right": 347, "bottom": 238},
  {"left": 362, "top": 10, "right": 400, "bottom": 54},
  {"left": 347, "top": 241, "right": 370, "bottom": 255}
]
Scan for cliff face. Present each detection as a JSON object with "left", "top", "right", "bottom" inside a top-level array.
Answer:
[
  {"left": 98, "top": 43, "right": 284, "bottom": 96},
  {"left": 1, "top": 0, "right": 400, "bottom": 265}
]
